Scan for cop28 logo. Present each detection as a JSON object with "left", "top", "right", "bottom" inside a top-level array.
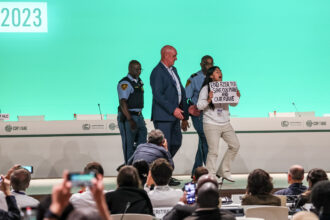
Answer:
[
  {"left": 281, "top": 121, "right": 289, "bottom": 127},
  {"left": 5, "top": 125, "right": 13, "bottom": 132},
  {"left": 82, "top": 124, "right": 91, "bottom": 130},
  {"left": 108, "top": 123, "right": 116, "bottom": 130}
]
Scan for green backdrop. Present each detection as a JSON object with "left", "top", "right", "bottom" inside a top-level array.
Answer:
[{"left": 1, "top": 0, "right": 330, "bottom": 121}]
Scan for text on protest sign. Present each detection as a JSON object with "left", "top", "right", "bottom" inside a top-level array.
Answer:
[{"left": 209, "top": 81, "right": 239, "bottom": 104}]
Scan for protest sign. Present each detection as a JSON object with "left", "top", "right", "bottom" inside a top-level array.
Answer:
[{"left": 209, "top": 81, "right": 239, "bottom": 104}]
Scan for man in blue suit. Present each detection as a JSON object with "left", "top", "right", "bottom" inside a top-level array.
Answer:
[{"left": 150, "top": 45, "right": 189, "bottom": 161}]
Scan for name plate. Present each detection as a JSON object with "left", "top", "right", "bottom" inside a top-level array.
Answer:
[{"left": 0, "top": 2, "right": 47, "bottom": 32}]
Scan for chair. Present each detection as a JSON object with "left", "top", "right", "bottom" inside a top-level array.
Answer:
[
  {"left": 292, "top": 211, "right": 318, "bottom": 220},
  {"left": 245, "top": 206, "right": 288, "bottom": 220},
  {"left": 274, "top": 195, "right": 287, "bottom": 206},
  {"left": 111, "top": 213, "right": 154, "bottom": 220}
]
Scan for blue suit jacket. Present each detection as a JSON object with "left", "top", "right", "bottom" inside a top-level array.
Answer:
[{"left": 150, "top": 62, "right": 188, "bottom": 121}]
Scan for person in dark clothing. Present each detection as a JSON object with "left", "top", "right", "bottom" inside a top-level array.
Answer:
[
  {"left": 311, "top": 180, "right": 330, "bottom": 220},
  {"left": 163, "top": 174, "right": 235, "bottom": 220},
  {"left": 242, "top": 169, "right": 281, "bottom": 206},
  {"left": 0, "top": 175, "right": 20, "bottom": 220},
  {"left": 105, "top": 166, "right": 153, "bottom": 215},
  {"left": 132, "top": 160, "right": 149, "bottom": 186},
  {"left": 37, "top": 195, "right": 74, "bottom": 220},
  {"left": 274, "top": 165, "right": 307, "bottom": 196},
  {"left": 128, "top": 129, "right": 174, "bottom": 169},
  {"left": 117, "top": 60, "right": 147, "bottom": 164},
  {"left": 184, "top": 182, "right": 235, "bottom": 220},
  {"left": 295, "top": 168, "right": 328, "bottom": 208}
]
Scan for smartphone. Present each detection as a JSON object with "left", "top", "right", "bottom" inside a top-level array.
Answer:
[
  {"left": 184, "top": 182, "right": 196, "bottom": 204},
  {"left": 68, "top": 172, "right": 96, "bottom": 187},
  {"left": 22, "top": 166, "right": 34, "bottom": 174}
]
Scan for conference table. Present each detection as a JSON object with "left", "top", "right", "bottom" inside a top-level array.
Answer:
[{"left": 1, "top": 116, "right": 329, "bottom": 178}]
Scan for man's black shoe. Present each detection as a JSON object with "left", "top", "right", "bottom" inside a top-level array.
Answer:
[{"left": 169, "top": 177, "right": 180, "bottom": 186}]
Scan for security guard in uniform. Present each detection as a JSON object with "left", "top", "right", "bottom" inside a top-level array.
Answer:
[
  {"left": 185, "top": 55, "right": 214, "bottom": 176},
  {"left": 117, "top": 60, "right": 147, "bottom": 164}
]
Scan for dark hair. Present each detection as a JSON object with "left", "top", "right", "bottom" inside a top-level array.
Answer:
[
  {"left": 306, "top": 168, "right": 328, "bottom": 188},
  {"left": 199, "top": 66, "right": 221, "bottom": 110},
  {"left": 197, "top": 182, "right": 219, "bottom": 208},
  {"left": 133, "top": 160, "right": 149, "bottom": 185},
  {"left": 289, "top": 165, "right": 304, "bottom": 181},
  {"left": 147, "top": 129, "right": 164, "bottom": 146},
  {"left": 10, "top": 168, "right": 31, "bottom": 191},
  {"left": 150, "top": 158, "right": 173, "bottom": 186},
  {"left": 194, "top": 167, "right": 209, "bottom": 182},
  {"left": 128, "top": 60, "right": 140, "bottom": 70},
  {"left": 247, "top": 169, "right": 274, "bottom": 195},
  {"left": 117, "top": 166, "right": 141, "bottom": 188},
  {"left": 84, "top": 162, "right": 104, "bottom": 176},
  {"left": 201, "top": 55, "right": 213, "bottom": 63},
  {"left": 311, "top": 180, "right": 330, "bottom": 214}
]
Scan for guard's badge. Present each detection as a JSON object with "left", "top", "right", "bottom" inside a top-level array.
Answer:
[
  {"left": 185, "top": 80, "right": 191, "bottom": 87},
  {"left": 121, "top": 84, "right": 128, "bottom": 90}
]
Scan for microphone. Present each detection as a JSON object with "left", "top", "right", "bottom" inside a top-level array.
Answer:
[
  {"left": 292, "top": 102, "right": 301, "bottom": 117},
  {"left": 98, "top": 103, "right": 103, "bottom": 120},
  {"left": 120, "top": 201, "right": 131, "bottom": 220}
]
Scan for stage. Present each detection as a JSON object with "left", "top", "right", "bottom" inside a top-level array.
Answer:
[{"left": 1, "top": 116, "right": 330, "bottom": 178}]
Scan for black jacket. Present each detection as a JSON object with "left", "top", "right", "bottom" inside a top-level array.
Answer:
[
  {"left": 0, "top": 196, "right": 20, "bottom": 220},
  {"left": 105, "top": 187, "right": 153, "bottom": 215}
]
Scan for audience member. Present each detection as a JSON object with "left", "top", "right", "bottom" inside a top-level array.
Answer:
[
  {"left": 132, "top": 160, "right": 149, "bottom": 186},
  {"left": 311, "top": 180, "right": 330, "bottom": 220},
  {"left": 185, "top": 182, "right": 235, "bottom": 220},
  {"left": 0, "top": 165, "right": 39, "bottom": 210},
  {"left": 292, "top": 211, "right": 318, "bottom": 220},
  {"left": 146, "top": 158, "right": 183, "bottom": 207},
  {"left": 192, "top": 167, "right": 209, "bottom": 184},
  {"left": 70, "top": 162, "right": 106, "bottom": 213},
  {"left": 128, "top": 129, "right": 174, "bottom": 169},
  {"left": 44, "top": 170, "right": 111, "bottom": 220},
  {"left": 275, "top": 165, "right": 307, "bottom": 196},
  {"left": 242, "top": 169, "right": 281, "bottom": 206},
  {"left": 37, "top": 195, "right": 74, "bottom": 220},
  {"left": 0, "top": 174, "right": 20, "bottom": 220},
  {"left": 296, "top": 168, "right": 328, "bottom": 207},
  {"left": 163, "top": 174, "right": 235, "bottom": 220},
  {"left": 182, "top": 167, "right": 209, "bottom": 191},
  {"left": 105, "top": 166, "right": 153, "bottom": 215}
]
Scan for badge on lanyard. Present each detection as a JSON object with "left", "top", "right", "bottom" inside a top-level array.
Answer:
[{"left": 217, "top": 108, "right": 223, "bottom": 116}]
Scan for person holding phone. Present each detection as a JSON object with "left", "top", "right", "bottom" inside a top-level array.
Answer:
[
  {"left": 0, "top": 165, "right": 39, "bottom": 210},
  {"left": 0, "top": 175, "right": 21, "bottom": 219},
  {"left": 163, "top": 174, "right": 235, "bottom": 220},
  {"left": 197, "top": 66, "right": 241, "bottom": 182}
]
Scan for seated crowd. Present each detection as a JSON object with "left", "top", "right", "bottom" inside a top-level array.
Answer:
[{"left": 1, "top": 130, "right": 329, "bottom": 220}]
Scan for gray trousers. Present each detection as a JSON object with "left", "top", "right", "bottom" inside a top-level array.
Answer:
[{"left": 203, "top": 123, "right": 240, "bottom": 177}]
